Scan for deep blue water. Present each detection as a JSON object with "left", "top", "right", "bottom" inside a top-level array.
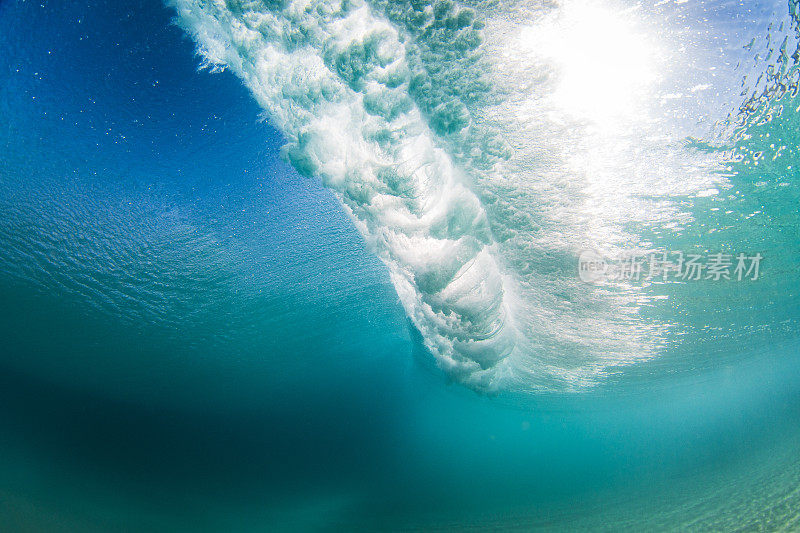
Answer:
[{"left": 2, "top": 0, "right": 800, "bottom": 530}]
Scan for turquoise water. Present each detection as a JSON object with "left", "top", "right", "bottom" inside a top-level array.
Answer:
[{"left": 1, "top": 0, "right": 800, "bottom": 530}]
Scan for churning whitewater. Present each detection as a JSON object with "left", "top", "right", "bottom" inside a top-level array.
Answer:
[{"left": 168, "top": 0, "right": 800, "bottom": 392}]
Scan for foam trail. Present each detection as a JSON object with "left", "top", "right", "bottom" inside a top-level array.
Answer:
[
  {"left": 168, "top": 0, "right": 794, "bottom": 391},
  {"left": 166, "top": 0, "right": 523, "bottom": 390}
]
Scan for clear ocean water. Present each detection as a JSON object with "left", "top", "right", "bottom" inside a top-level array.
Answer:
[{"left": 1, "top": 0, "right": 800, "bottom": 530}]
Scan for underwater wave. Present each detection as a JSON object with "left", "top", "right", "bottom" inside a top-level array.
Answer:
[{"left": 168, "top": 0, "right": 800, "bottom": 392}]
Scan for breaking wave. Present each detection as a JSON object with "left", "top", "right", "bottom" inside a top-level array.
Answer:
[{"left": 168, "top": 0, "right": 800, "bottom": 392}]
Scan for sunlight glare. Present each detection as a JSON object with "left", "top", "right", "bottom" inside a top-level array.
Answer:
[{"left": 519, "top": 2, "right": 661, "bottom": 127}]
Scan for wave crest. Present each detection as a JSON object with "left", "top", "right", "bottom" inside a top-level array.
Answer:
[{"left": 168, "top": 0, "right": 522, "bottom": 390}]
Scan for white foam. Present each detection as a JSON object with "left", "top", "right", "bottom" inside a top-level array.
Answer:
[{"left": 167, "top": 0, "right": 522, "bottom": 390}]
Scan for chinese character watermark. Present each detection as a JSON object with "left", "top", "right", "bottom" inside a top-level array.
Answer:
[{"left": 578, "top": 250, "right": 762, "bottom": 283}]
